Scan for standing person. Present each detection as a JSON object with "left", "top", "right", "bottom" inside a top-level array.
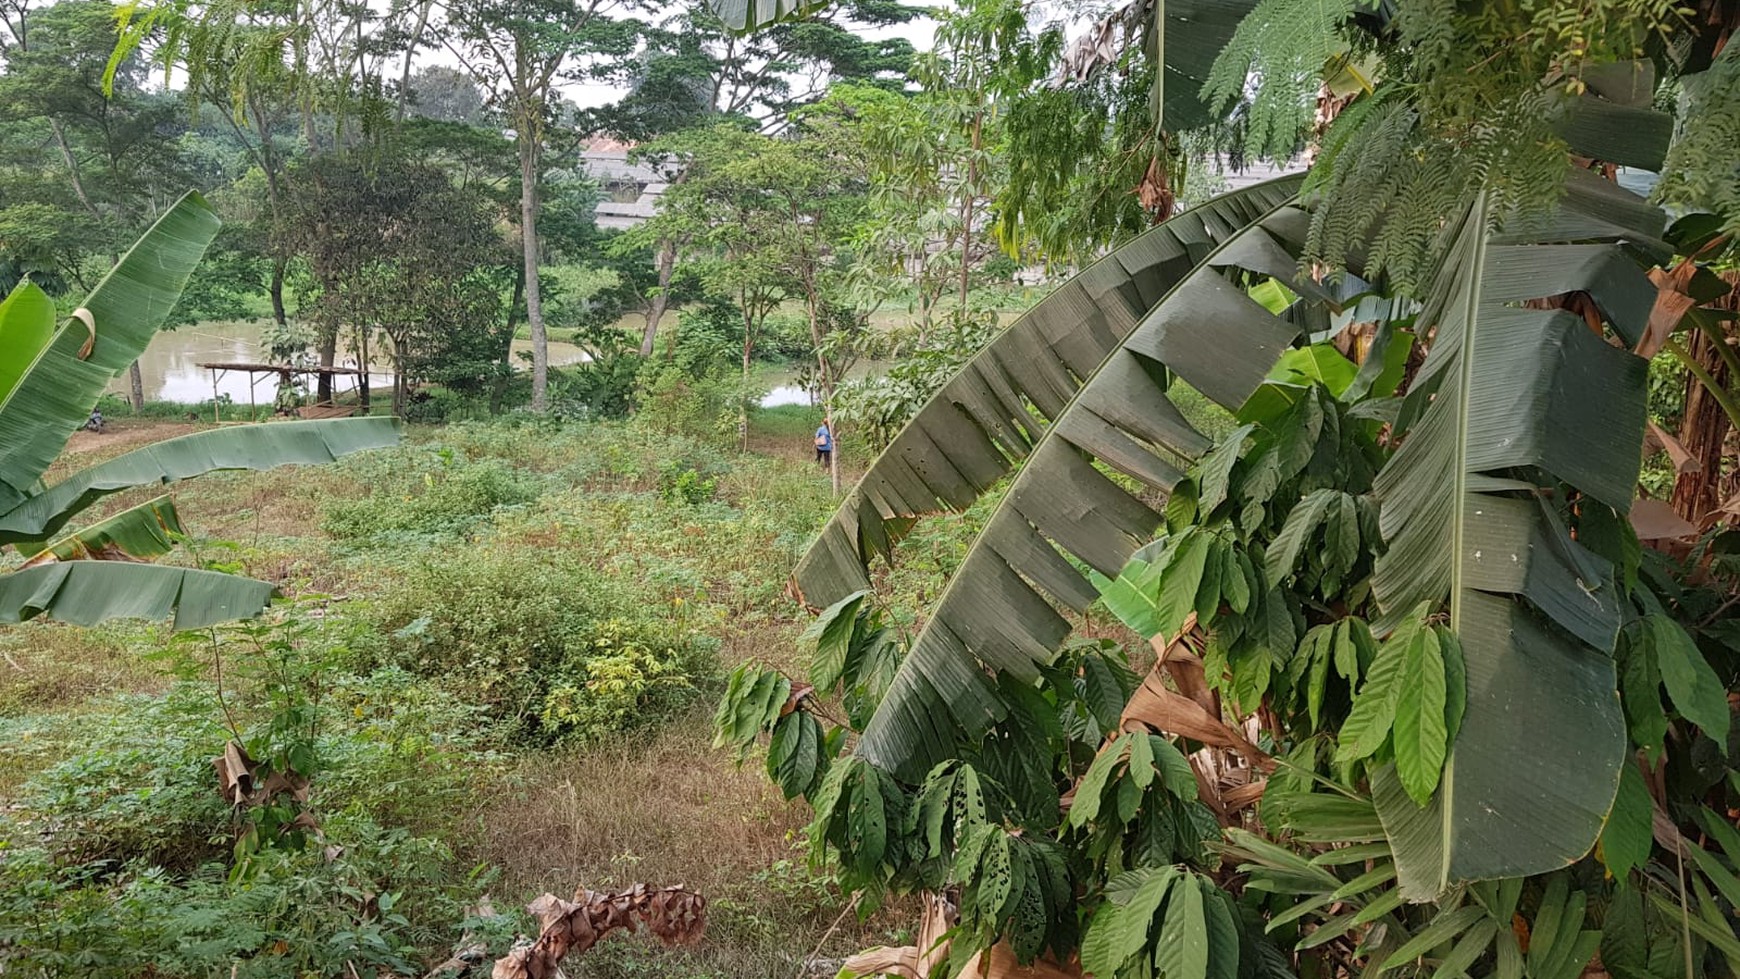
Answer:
[{"left": 814, "top": 421, "right": 833, "bottom": 469}]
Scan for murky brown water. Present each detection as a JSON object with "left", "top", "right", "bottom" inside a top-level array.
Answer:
[{"left": 110, "top": 320, "right": 591, "bottom": 404}]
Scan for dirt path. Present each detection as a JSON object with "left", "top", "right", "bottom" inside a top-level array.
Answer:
[{"left": 46, "top": 418, "right": 205, "bottom": 481}]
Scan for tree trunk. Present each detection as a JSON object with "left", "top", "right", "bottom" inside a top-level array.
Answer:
[
  {"left": 957, "top": 109, "right": 983, "bottom": 311},
  {"left": 741, "top": 304, "right": 755, "bottom": 455},
  {"left": 1672, "top": 272, "right": 1739, "bottom": 523},
  {"left": 269, "top": 258, "right": 288, "bottom": 327},
  {"left": 804, "top": 279, "right": 840, "bottom": 496},
  {"left": 641, "top": 240, "right": 678, "bottom": 356},
  {"left": 519, "top": 133, "right": 549, "bottom": 413},
  {"left": 127, "top": 361, "right": 145, "bottom": 413},
  {"left": 504, "top": 265, "right": 524, "bottom": 360},
  {"left": 740, "top": 322, "right": 753, "bottom": 453},
  {"left": 317, "top": 325, "right": 337, "bottom": 403},
  {"left": 359, "top": 325, "right": 372, "bottom": 415}
]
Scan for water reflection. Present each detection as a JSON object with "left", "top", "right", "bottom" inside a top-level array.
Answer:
[{"left": 112, "top": 320, "right": 592, "bottom": 404}]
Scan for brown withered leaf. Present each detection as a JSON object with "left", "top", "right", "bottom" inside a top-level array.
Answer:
[
  {"left": 1122, "top": 663, "right": 1272, "bottom": 770},
  {"left": 781, "top": 683, "right": 815, "bottom": 718},
  {"left": 1645, "top": 420, "right": 1703, "bottom": 475},
  {"left": 214, "top": 741, "right": 257, "bottom": 805},
  {"left": 1135, "top": 157, "right": 1175, "bottom": 222},
  {"left": 1630, "top": 498, "right": 1698, "bottom": 540},
  {"left": 493, "top": 884, "right": 706, "bottom": 979},
  {"left": 1637, "top": 263, "right": 1700, "bottom": 359},
  {"left": 843, "top": 895, "right": 959, "bottom": 979}
]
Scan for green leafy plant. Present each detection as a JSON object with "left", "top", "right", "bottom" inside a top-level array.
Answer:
[{"left": 0, "top": 193, "right": 398, "bottom": 629}]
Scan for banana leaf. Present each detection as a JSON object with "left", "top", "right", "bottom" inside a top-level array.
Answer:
[
  {"left": 1370, "top": 169, "right": 1666, "bottom": 900},
  {"left": 29, "top": 494, "right": 184, "bottom": 562},
  {"left": 796, "top": 176, "right": 1304, "bottom": 612},
  {"left": 848, "top": 191, "right": 1327, "bottom": 780},
  {"left": 0, "top": 192, "right": 221, "bottom": 514},
  {"left": 0, "top": 417, "right": 403, "bottom": 549},
  {"left": 0, "top": 280, "right": 56, "bottom": 405},
  {"left": 0, "top": 562, "right": 276, "bottom": 630}
]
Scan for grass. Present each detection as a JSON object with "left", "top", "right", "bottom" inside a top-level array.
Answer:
[{"left": 0, "top": 405, "right": 939, "bottom": 978}]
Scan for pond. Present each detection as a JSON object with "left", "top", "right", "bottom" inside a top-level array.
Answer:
[
  {"left": 116, "top": 321, "right": 877, "bottom": 411},
  {"left": 112, "top": 320, "right": 593, "bottom": 404}
]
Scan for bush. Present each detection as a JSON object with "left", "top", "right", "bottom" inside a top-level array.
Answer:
[
  {"left": 399, "top": 386, "right": 497, "bottom": 424},
  {"left": 0, "top": 812, "right": 486, "bottom": 979},
  {"left": 361, "top": 549, "right": 712, "bottom": 743},
  {"left": 633, "top": 362, "right": 741, "bottom": 445},
  {"left": 657, "top": 458, "right": 720, "bottom": 505},
  {"left": 15, "top": 688, "right": 232, "bottom": 869},
  {"left": 321, "top": 455, "right": 540, "bottom": 542},
  {"left": 549, "top": 326, "right": 644, "bottom": 421}
]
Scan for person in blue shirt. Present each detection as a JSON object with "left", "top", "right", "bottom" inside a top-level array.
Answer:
[{"left": 813, "top": 422, "right": 833, "bottom": 467}]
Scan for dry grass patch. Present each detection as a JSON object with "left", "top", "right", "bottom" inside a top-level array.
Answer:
[
  {"left": 473, "top": 714, "right": 901, "bottom": 979},
  {"left": 0, "top": 620, "right": 169, "bottom": 717}
]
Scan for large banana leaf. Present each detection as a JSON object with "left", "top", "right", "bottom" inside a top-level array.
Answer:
[
  {"left": 1153, "top": 0, "right": 1263, "bottom": 132},
  {"left": 30, "top": 494, "right": 184, "bottom": 562},
  {"left": 1370, "top": 169, "right": 1666, "bottom": 900},
  {"left": 847, "top": 193, "right": 1329, "bottom": 780},
  {"left": 0, "top": 562, "right": 276, "bottom": 630},
  {"left": 0, "top": 281, "right": 57, "bottom": 405},
  {"left": 0, "top": 417, "right": 404, "bottom": 550},
  {"left": 0, "top": 192, "right": 221, "bottom": 514},
  {"left": 796, "top": 176, "right": 1303, "bottom": 611}
]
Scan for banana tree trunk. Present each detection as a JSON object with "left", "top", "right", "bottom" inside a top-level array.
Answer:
[{"left": 1672, "top": 271, "right": 1739, "bottom": 523}]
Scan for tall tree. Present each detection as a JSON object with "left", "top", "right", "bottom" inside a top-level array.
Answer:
[
  {"left": 585, "top": 1, "right": 920, "bottom": 357},
  {"left": 437, "top": 0, "right": 641, "bottom": 413},
  {"left": 0, "top": 0, "right": 195, "bottom": 410},
  {"left": 280, "top": 150, "right": 508, "bottom": 414}
]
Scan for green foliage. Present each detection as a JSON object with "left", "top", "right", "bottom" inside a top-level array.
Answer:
[
  {"left": 834, "top": 313, "right": 1000, "bottom": 452},
  {"left": 362, "top": 547, "right": 711, "bottom": 743},
  {"left": 1654, "top": 52, "right": 1740, "bottom": 238},
  {"left": 1202, "top": 0, "right": 1359, "bottom": 160},
  {"left": 1066, "top": 732, "right": 1218, "bottom": 876},
  {"left": 0, "top": 812, "right": 475, "bottom": 979},
  {"left": 658, "top": 458, "right": 721, "bottom": 506},
  {"left": 1081, "top": 868, "right": 1238, "bottom": 979},
  {"left": 321, "top": 455, "right": 539, "bottom": 543},
  {"left": 18, "top": 687, "right": 231, "bottom": 867}
]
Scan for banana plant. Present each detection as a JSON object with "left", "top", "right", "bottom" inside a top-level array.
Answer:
[
  {"left": 0, "top": 192, "right": 399, "bottom": 630},
  {"left": 807, "top": 176, "right": 1338, "bottom": 781},
  {"left": 794, "top": 163, "right": 1673, "bottom": 889}
]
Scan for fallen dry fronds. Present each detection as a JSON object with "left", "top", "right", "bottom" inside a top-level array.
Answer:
[{"left": 492, "top": 883, "right": 706, "bottom": 979}]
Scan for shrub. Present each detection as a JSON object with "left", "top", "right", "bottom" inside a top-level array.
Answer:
[
  {"left": 633, "top": 362, "right": 741, "bottom": 445},
  {"left": 399, "top": 386, "right": 497, "bottom": 424},
  {"left": 321, "top": 456, "right": 539, "bottom": 542},
  {"left": 361, "top": 549, "right": 712, "bottom": 743},
  {"left": 17, "top": 687, "right": 232, "bottom": 869},
  {"left": 0, "top": 812, "right": 485, "bottom": 979},
  {"left": 657, "top": 458, "right": 720, "bottom": 505}
]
